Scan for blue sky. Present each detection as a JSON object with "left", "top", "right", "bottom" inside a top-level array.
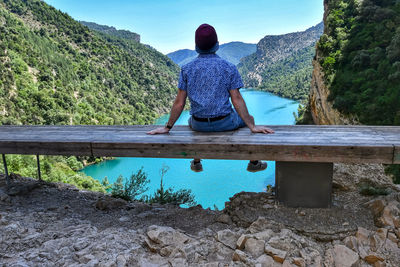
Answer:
[{"left": 44, "top": 0, "right": 324, "bottom": 54}]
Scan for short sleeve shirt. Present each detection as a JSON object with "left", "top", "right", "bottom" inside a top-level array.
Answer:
[{"left": 178, "top": 53, "right": 244, "bottom": 118}]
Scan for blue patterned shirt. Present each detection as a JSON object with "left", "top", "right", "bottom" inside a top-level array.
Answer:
[{"left": 178, "top": 53, "right": 244, "bottom": 118}]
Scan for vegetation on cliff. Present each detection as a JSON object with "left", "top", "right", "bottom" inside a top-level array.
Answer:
[
  {"left": 0, "top": 0, "right": 179, "bottom": 191},
  {"left": 316, "top": 0, "right": 400, "bottom": 182},
  {"left": 238, "top": 23, "right": 323, "bottom": 101},
  {"left": 318, "top": 0, "right": 400, "bottom": 125},
  {"left": 1, "top": 154, "right": 106, "bottom": 192}
]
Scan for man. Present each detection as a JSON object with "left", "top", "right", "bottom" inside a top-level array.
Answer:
[{"left": 147, "top": 24, "right": 274, "bottom": 172}]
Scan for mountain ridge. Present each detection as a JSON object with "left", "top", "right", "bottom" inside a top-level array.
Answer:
[
  {"left": 80, "top": 21, "right": 140, "bottom": 43},
  {"left": 238, "top": 22, "right": 323, "bottom": 100},
  {"left": 167, "top": 42, "right": 256, "bottom": 66}
]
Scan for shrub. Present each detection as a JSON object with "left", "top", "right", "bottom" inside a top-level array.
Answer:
[
  {"left": 111, "top": 168, "right": 149, "bottom": 201},
  {"left": 142, "top": 165, "right": 196, "bottom": 207}
]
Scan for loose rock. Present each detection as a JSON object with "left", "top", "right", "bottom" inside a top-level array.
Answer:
[
  {"left": 95, "top": 197, "right": 127, "bottom": 210},
  {"left": 264, "top": 244, "right": 287, "bottom": 264},
  {"left": 236, "top": 234, "right": 248, "bottom": 250},
  {"left": 216, "top": 214, "right": 232, "bottom": 225},
  {"left": 216, "top": 229, "right": 239, "bottom": 250},
  {"left": 332, "top": 244, "right": 359, "bottom": 267},
  {"left": 364, "top": 253, "right": 384, "bottom": 264},
  {"left": 244, "top": 238, "right": 265, "bottom": 258}
]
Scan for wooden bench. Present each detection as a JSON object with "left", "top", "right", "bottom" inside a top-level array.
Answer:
[{"left": 1, "top": 125, "right": 399, "bottom": 208}]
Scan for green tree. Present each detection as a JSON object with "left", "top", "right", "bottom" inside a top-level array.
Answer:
[
  {"left": 111, "top": 168, "right": 150, "bottom": 201},
  {"left": 143, "top": 165, "right": 196, "bottom": 206}
]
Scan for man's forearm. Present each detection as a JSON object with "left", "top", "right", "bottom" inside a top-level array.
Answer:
[
  {"left": 232, "top": 97, "right": 255, "bottom": 130},
  {"left": 166, "top": 101, "right": 185, "bottom": 127}
]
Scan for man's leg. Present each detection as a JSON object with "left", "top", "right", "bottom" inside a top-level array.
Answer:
[
  {"left": 230, "top": 112, "right": 268, "bottom": 172},
  {"left": 188, "top": 112, "right": 267, "bottom": 172},
  {"left": 188, "top": 116, "right": 205, "bottom": 172}
]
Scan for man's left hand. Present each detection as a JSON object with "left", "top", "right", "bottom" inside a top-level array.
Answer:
[{"left": 147, "top": 127, "right": 170, "bottom": 135}]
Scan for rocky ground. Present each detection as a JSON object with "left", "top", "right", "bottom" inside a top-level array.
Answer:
[{"left": 1, "top": 163, "right": 400, "bottom": 266}]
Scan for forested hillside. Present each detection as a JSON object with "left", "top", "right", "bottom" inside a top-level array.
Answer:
[
  {"left": 0, "top": 0, "right": 179, "bottom": 191},
  {"left": 238, "top": 23, "right": 323, "bottom": 101},
  {"left": 0, "top": 0, "right": 179, "bottom": 126}
]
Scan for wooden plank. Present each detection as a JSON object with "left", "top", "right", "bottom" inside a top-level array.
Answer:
[
  {"left": 1, "top": 124, "right": 398, "bottom": 132},
  {"left": 2, "top": 127, "right": 394, "bottom": 146},
  {"left": 0, "top": 141, "right": 92, "bottom": 156},
  {"left": 0, "top": 126, "right": 397, "bottom": 144},
  {"left": 91, "top": 143, "right": 394, "bottom": 164},
  {"left": 0, "top": 124, "right": 391, "bottom": 133},
  {"left": 0, "top": 125, "right": 398, "bottom": 164},
  {"left": 0, "top": 139, "right": 391, "bottom": 148}
]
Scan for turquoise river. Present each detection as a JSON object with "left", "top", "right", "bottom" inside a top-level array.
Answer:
[{"left": 82, "top": 89, "right": 299, "bottom": 209}]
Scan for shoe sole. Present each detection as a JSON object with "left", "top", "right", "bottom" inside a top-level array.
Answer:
[
  {"left": 246, "top": 168, "right": 267, "bottom": 173},
  {"left": 247, "top": 164, "right": 268, "bottom": 173}
]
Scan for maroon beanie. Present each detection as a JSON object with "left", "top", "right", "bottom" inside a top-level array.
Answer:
[{"left": 195, "top": 24, "right": 218, "bottom": 51}]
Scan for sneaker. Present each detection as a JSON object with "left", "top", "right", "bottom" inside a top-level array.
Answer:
[
  {"left": 190, "top": 160, "right": 203, "bottom": 172},
  {"left": 247, "top": 161, "right": 268, "bottom": 172}
]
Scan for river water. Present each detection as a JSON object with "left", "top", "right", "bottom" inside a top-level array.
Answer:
[{"left": 82, "top": 89, "right": 299, "bottom": 209}]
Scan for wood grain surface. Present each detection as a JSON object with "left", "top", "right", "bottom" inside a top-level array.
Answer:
[{"left": 0, "top": 125, "right": 399, "bottom": 163}]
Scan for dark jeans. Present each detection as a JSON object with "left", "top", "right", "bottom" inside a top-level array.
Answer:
[
  {"left": 188, "top": 111, "right": 252, "bottom": 163},
  {"left": 188, "top": 111, "right": 246, "bottom": 132}
]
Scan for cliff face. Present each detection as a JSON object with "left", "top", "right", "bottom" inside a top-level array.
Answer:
[
  {"left": 310, "top": 44, "right": 354, "bottom": 124},
  {"left": 309, "top": 0, "right": 400, "bottom": 126},
  {"left": 310, "top": 60, "right": 342, "bottom": 125},
  {"left": 309, "top": 0, "right": 344, "bottom": 125}
]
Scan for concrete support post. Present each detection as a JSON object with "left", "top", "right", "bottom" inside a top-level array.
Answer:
[{"left": 275, "top": 161, "right": 333, "bottom": 208}]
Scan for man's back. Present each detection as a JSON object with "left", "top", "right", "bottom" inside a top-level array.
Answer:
[
  {"left": 179, "top": 54, "right": 243, "bottom": 118},
  {"left": 147, "top": 23, "right": 274, "bottom": 172}
]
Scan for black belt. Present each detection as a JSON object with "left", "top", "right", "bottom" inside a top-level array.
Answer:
[{"left": 192, "top": 114, "right": 229, "bottom": 122}]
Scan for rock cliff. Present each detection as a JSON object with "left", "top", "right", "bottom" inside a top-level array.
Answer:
[
  {"left": 309, "top": 0, "right": 400, "bottom": 126},
  {"left": 310, "top": 56, "right": 350, "bottom": 125},
  {"left": 309, "top": 0, "right": 347, "bottom": 125}
]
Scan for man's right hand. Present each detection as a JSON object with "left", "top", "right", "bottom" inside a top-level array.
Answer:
[{"left": 250, "top": 126, "right": 275, "bottom": 134}]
